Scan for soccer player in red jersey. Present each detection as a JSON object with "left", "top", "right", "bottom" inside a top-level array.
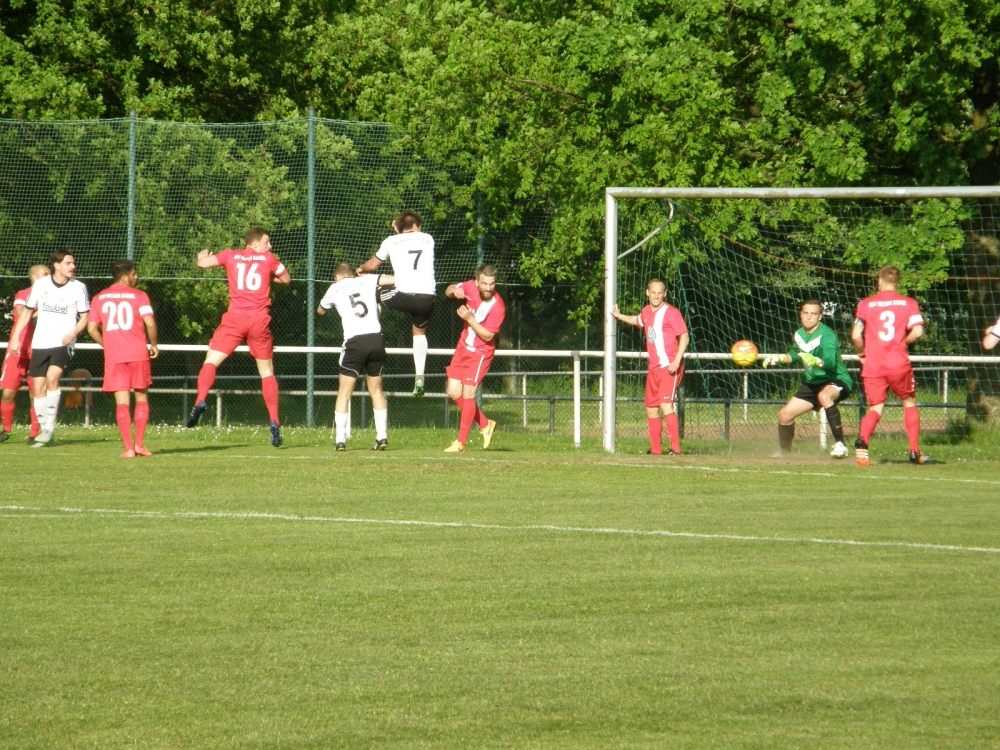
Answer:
[
  {"left": 612, "top": 279, "right": 690, "bottom": 455},
  {"left": 1, "top": 265, "right": 50, "bottom": 443},
  {"left": 87, "top": 260, "right": 160, "bottom": 458},
  {"left": 185, "top": 228, "right": 290, "bottom": 446},
  {"left": 443, "top": 264, "right": 505, "bottom": 452},
  {"left": 851, "top": 265, "right": 930, "bottom": 466}
]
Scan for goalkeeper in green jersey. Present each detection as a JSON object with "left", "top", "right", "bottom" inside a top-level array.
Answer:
[{"left": 762, "top": 299, "right": 854, "bottom": 458}]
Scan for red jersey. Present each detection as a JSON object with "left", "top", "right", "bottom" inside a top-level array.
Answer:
[
  {"left": 454, "top": 280, "right": 506, "bottom": 354},
  {"left": 93, "top": 285, "right": 155, "bottom": 365},
  {"left": 216, "top": 248, "right": 287, "bottom": 315},
  {"left": 637, "top": 303, "right": 688, "bottom": 371},
  {"left": 7, "top": 288, "right": 35, "bottom": 355},
  {"left": 854, "top": 290, "right": 923, "bottom": 377}
]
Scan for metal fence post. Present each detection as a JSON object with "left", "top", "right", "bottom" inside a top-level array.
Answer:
[
  {"left": 216, "top": 393, "right": 223, "bottom": 428},
  {"left": 522, "top": 374, "right": 528, "bottom": 427},
  {"left": 573, "top": 352, "right": 581, "bottom": 447},
  {"left": 126, "top": 109, "right": 137, "bottom": 261},
  {"left": 306, "top": 108, "right": 316, "bottom": 428},
  {"left": 603, "top": 190, "right": 618, "bottom": 452},
  {"left": 723, "top": 401, "right": 730, "bottom": 442},
  {"left": 549, "top": 396, "right": 556, "bottom": 435}
]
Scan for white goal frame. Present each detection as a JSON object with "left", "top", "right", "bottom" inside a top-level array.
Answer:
[{"left": 603, "top": 186, "right": 1000, "bottom": 453}]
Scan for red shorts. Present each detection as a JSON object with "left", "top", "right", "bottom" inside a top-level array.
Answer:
[
  {"left": 0, "top": 352, "right": 31, "bottom": 390},
  {"left": 209, "top": 311, "right": 274, "bottom": 360},
  {"left": 103, "top": 360, "right": 152, "bottom": 393},
  {"left": 645, "top": 366, "right": 683, "bottom": 408},
  {"left": 446, "top": 348, "right": 494, "bottom": 386},
  {"left": 863, "top": 369, "right": 916, "bottom": 405}
]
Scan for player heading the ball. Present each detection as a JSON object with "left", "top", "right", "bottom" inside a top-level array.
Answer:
[
  {"left": 443, "top": 265, "right": 505, "bottom": 453},
  {"left": 185, "top": 228, "right": 290, "bottom": 447},
  {"left": 1, "top": 264, "right": 50, "bottom": 444},
  {"left": 762, "top": 300, "right": 853, "bottom": 458},
  {"left": 9, "top": 251, "right": 90, "bottom": 448},
  {"left": 612, "top": 279, "right": 690, "bottom": 455},
  {"left": 317, "top": 263, "right": 396, "bottom": 451},
  {"left": 87, "top": 260, "right": 160, "bottom": 458},
  {"left": 358, "top": 211, "right": 436, "bottom": 397},
  {"left": 851, "top": 264, "right": 931, "bottom": 466}
]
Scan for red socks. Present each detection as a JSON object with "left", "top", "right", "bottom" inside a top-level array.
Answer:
[
  {"left": 0, "top": 401, "right": 13, "bottom": 433},
  {"left": 647, "top": 418, "right": 663, "bottom": 454},
  {"left": 860, "top": 409, "right": 882, "bottom": 444},
  {"left": 134, "top": 402, "right": 149, "bottom": 448},
  {"left": 664, "top": 412, "right": 681, "bottom": 454},
  {"left": 904, "top": 406, "right": 920, "bottom": 452},
  {"left": 29, "top": 403, "right": 40, "bottom": 437},
  {"left": 196, "top": 363, "right": 217, "bottom": 403},
  {"left": 261, "top": 375, "right": 280, "bottom": 423},
  {"left": 116, "top": 404, "right": 134, "bottom": 451},
  {"left": 458, "top": 398, "right": 477, "bottom": 444}
]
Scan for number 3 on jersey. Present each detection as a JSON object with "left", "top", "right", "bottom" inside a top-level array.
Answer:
[
  {"left": 236, "top": 262, "right": 262, "bottom": 291},
  {"left": 878, "top": 310, "right": 895, "bottom": 341},
  {"left": 102, "top": 300, "right": 134, "bottom": 331}
]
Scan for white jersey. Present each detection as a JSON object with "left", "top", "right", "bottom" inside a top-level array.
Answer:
[
  {"left": 25, "top": 276, "right": 90, "bottom": 349},
  {"left": 319, "top": 274, "right": 383, "bottom": 342},
  {"left": 375, "top": 231, "right": 436, "bottom": 295}
]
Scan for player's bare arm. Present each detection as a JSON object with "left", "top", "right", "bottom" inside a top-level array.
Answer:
[
  {"left": 196, "top": 249, "right": 221, "bottom": 269},
  {"left": 377, "top": 275, "right": 395, "bottom": 287},
  {"left": 273, "top": 269, "right": 291, "bottom": 285},
  {"left": 358, "top": 257, "right": 383, "bottom": 274},
  {"left": 144, "top": 315, "right": 160, "bottom": 359},
  {"left": 6, "top": 305, "right": 31, "bottom": 356},
  {"left": 851, "top": 323, "right": 866, "bottom": 361},
  {"left": 611, "top": 305, "right": 640, "bottom": 327},
  {"left": 984, "top": 321, "right": 1000, "bottom": 350},
  {"left": 456, "top": 305, "right": 494, "bottom": 342},
  {"left": 905, "top": 325, "right": 923, "bottom": 345},
  {"left": 86, "top": 319, "right": 104, "bottom": 347},
  {"left": 445, "top": 283, "right": 466, "bottom": 300},
  {"left": 62, "top": 312, "right": 89, "bottom": 346},
  {"left": 668, "top": 332, "right": 690, "bottom": 375}
]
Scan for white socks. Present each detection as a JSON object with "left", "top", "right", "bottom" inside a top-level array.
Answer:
[
  {"left": 374, "top": 408, "right": 388, "bottom": 440},
  {"left": 335, "top": 411, "right": 348, "bottom": 444},
  {"left": 413, "top": 335, "right": 428, "bottom": 381},
  {"left": 44, "top": 390, "right": 61, "bottom": 433},
  {"left": 33, "top": 396, "right": 47, "bottom": 431}
]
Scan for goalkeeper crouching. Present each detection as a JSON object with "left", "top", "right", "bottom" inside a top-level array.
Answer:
[{"left": 763, "top": 299, "right": 853, "bottom": 458}]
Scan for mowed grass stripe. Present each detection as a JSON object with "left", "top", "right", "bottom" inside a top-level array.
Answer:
[{"left": 3, "top": 504, "right": 1000, "bottom": 555}]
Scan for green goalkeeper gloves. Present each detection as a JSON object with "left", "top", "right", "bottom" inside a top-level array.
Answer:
[{"left": 798, "top": 352, "right": 823, "bottom": 369}]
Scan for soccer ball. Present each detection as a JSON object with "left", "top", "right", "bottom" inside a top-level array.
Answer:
[{"left": 730, "top": 340, "right": 758, "bottom": 368}]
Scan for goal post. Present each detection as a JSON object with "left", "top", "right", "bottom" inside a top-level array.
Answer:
[{"left": 603, "top": 186, "right": 1000, "bottom": 454}]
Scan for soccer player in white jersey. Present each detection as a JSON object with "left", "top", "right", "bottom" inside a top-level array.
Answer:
[
  {"left": 317, "top": 263, "right": 397, "bottom": 451},
  {"left": 8, "top": 251, "right": 90, "bottom": 447},
  {"left": 983, "top": 314, "right": 1000, "bottom": 350},
  {"left": 358, "top": 211, "right": 436, "bottom": 396}
]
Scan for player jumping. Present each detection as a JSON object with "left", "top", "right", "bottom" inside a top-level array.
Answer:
[
  {"left": 358, "top": 211, "right": 436, "bottom": 396},
  {"left": 185, "top": 228, "right": 290, "bottom": 447},
  {"left": 612, "top": 279, "right": 690, "bottom": 455},
  {"left": 851, "top": 265, "right": 931, "bottom": 466},
  {"left": 1, "top": 265, "right": 50, "bottom": 444},
  {"left": 317, "top": 264, "right": 396, "bottom": 451},
  {"left": 87, "top": 260, "right": 160, "bottom": 458},
  {"left": 443, "top": 264, "right": 505, "bottom": 452},
  {"left": 762, "top": 299, "right": 853, "bottom": 458},
  {"left": 8, "top": 252, "right": 90, "bottom": 448}
]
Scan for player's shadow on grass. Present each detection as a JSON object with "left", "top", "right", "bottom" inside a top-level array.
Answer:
[{"left": 156, "top": 445, "right": 250, "bottom": 455}]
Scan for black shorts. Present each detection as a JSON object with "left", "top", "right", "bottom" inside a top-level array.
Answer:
[
  {"left": 792, "top": 379, "right": 851, "bottom": 410},
  {"left": 378, "top": 287, "right": 436, "bottom": 329},
  {"left": 28, "top": 346, "right": 72, "bottom": 377},
  {"left": 339, "top": 333, "right": 387, "bottom": 378}
]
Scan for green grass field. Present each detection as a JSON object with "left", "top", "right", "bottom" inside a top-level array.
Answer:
[{"left": 3, "top": 426, "right": 1000, "bottom": 747}]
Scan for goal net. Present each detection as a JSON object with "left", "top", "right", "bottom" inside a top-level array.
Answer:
[{"left": 604, "top": 188, "right": 1000, "bottom": 456}]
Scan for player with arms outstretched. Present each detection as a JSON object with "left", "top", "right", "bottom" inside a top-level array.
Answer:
[
  {"left": 443, "top": 264, "right": 505, "bottom": 452},
  {"left": 851, "top": 265, "right": 930, "bottom": 466},
  {"left": 8, "top": 252, "right": 90, "bottom": 447},
  {"left": 185, "top": 228, "right": 290, "bottom": 447},
  {"left": 87, "top": 260, "right": 159, "bottom": 458},
  {"left": 358, "top": 211, "right": 436, "bottom": 396},
  {"left": 762, "top": 300, "right": 853, "bottom": 458},
  {"left": 612, "top": 279, "right": 689, "bottom": 455},
  {"left": 1, "top": 264, "right": 50, "bottom": 444},
  {"left": 317, "top": 264, "right": 396, "bottom": 451}
]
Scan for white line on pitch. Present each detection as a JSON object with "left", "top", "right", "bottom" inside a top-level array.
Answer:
[{"left": 1, "top": 505, "right": 998, "bottom": 555}]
